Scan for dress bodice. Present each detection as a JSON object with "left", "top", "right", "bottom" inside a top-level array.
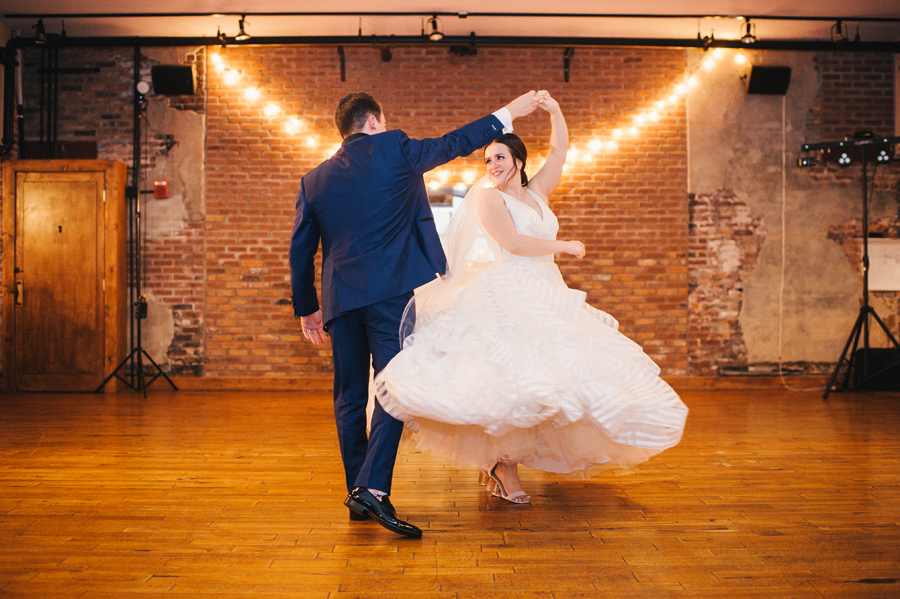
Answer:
[
  {"left": 490, "top": 188, "right": 559, "bottom": 265},
  {"left": 496, "top": 188, "right": 558, "bottom": 239}
]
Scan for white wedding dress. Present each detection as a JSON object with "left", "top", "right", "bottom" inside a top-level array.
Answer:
[{"left": 374, "top": 180, "right": 688, "bottom": 475}]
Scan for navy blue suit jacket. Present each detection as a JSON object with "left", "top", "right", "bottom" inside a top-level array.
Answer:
[{"left": 290, "top": 114, "right": 505, "bottom": 326}]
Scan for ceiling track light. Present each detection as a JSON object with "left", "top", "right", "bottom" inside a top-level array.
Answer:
[
  {"left": 832, "top": 20, "right": 849, "bottom": 43},
  {"left": 741, "top": 19, "right": 756, "bottom": 45},
  {"left": 33, "top": 18, "right": 47, "bottom": 44},
  {"left": 217, "top": 26, "right": 227, "bottom": 47},
  {"left": 235, "top": 15, "right": 250, "bottom": 41},
  {"left": 426, "top": 15, "right": 444, "bottom": 41}
]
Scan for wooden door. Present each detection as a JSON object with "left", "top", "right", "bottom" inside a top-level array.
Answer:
[
  {"left": 16, "top": 172, "right": 105, "bottom": 390},
  {"left": 2, "top": 160, "right": 127, "bottom": 392}
]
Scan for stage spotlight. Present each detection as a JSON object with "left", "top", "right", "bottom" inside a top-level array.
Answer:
[
  {"left": 875, "top": 149, "right": 891, "bottom": 163},
  {"left": 797, "top": 155, "right": 817, "bottom": 167},
  {"left": 426, "top": 16, "right": 444, "bottom": 41},
  {"left": 380, "top": 46, "right": 392, "bottom": 62},
  {"left": 837, "top": 152, "right": 852, "bottom": 166},
  {"left": 217, "top": 27, "right": 227, "bottom": 47},
  {"left": 34, "top": 18, "right": 47, "bottom": 44},
  {"left": 741, "top": 19, "right": 756, "bottom": 44},
  {"left": 235, "top": 15, "right": 250, "bottom": 41},
  {"left": 831, "top": 20, "right": 849, "bottom": 43}
]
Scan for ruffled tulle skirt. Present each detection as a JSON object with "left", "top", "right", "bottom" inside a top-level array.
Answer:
[{"left": 374, "top": 257, "right": 688, "bottom": 474}]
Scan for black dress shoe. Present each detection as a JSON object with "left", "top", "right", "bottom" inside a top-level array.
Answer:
[
  {"left": 344, "top": 487, "right": 422, "bottom": 538},
  {"left": 349, "top": 509, "right": 369, "bottom": 521}
]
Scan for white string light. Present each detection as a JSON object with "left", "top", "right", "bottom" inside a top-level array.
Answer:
[{"left": 211, "top": 48, "right": 750, "bottom": 190}]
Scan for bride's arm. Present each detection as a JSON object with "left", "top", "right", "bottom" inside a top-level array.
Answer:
[
  {"left": 478, "top": 188, "right": 584, "bottom": 258},
  {"left": 525, "top": 94, "right": 567, "bottom": 200}
]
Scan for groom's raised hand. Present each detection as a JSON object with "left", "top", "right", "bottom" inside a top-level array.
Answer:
[{"left": 503, "top": 91, "right": 545, "bottom": 121}]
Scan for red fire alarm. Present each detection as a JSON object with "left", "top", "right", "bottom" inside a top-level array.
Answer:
[{"left": 154, "top": 180, "right": 169, "bottom": 198}]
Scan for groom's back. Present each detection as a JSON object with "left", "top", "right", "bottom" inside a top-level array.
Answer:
[{"left": 301, "top": 130, "right": 443, "bottom": 316}]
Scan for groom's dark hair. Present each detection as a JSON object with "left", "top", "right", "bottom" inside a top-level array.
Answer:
[
  {"left": 334, "top": 92, "right": 382, "bottom": 139},
  {"left": 488, "top": 134, "right": 529, "bottom": 187}
]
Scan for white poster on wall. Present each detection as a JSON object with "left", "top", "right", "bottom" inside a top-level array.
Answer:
[{"left": 869, "top": 238, "right": 900, "bottom": 291}]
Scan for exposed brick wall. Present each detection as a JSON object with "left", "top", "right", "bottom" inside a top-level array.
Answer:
[
  {"left": 203, "top": 45, "right": 689, "bottom": 376},
  {"left": 817, "top": 52, "right": 895, "bottom": 140},
  {"left": 14, "top": 46, "right": 207, "bottom": 376},
  {"left": 2, "top": 44, "right": 896, "bottom": 381},
  {"left": 688, "top": 190, "right": 766, "bottom": 375},
  {"left": 21, "top": 47, "right": 134, "bottom": 157}
]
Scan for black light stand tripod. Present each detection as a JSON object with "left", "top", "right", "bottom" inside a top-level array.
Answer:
[
  {"left": 96, "top": 46, "right": 177, "bottom": 396},
  {"left": 801, "top": 135, "right": 900, "bottom": 399}
]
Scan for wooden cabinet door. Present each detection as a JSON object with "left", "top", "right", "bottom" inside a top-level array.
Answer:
[
  {"left": 16, "top": 171, "right": 105, "bottom": 390},
  {"left": 3, "top": 160, "right": 127, "bottom": 392}
]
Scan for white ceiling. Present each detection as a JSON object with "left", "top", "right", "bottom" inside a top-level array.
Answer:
[{"left": 1, "top": 1, "right": 899, "bottom": 44}]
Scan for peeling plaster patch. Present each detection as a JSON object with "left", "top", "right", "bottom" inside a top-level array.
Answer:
[
  {"left": 717, "top": 240, "right": 742, "bottom": 274},
  {"left": 143, "top": 290, "right": 175, "bottom": 370},
  {"left": 689, "top": 190, "right": 766, "bottom": 375}
]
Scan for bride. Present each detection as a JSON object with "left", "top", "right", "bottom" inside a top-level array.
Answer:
[{"left": 374, "top": 93, "right": 688, "bottom": 504}]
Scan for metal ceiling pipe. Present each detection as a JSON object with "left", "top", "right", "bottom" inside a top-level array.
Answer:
[{"left": 2, "top": 33, "right": 898, "bottom": 157}]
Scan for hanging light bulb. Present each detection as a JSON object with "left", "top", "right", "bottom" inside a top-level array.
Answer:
[
  {"left": 223, "top": 69, "right": 241, "bottom": 85},
  {"left": 285, "top": 118, "right": 302, "bottom": 134}
]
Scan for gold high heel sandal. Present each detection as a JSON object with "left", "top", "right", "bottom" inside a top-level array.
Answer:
[{"left": 481, "top": 463, "right": 531, "bottom": 504}]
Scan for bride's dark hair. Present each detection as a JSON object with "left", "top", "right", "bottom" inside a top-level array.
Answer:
[{"left": 487, "top": 133, "right": 529, "bottom": 187}]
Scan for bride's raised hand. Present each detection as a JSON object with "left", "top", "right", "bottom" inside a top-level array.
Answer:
[{"left": 537, "top": 92, "right": 561, "bottom": 114}]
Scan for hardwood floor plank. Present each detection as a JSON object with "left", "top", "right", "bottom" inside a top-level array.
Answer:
[{"left": 1, "top": 389, "right": 898, "bottom": 596}]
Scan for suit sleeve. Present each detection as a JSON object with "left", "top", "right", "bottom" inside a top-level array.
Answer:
[
  {"left": 400, "top": 114, "right": 505, "bottom": 175},
  {"left": 289, "top": 180, "right": 321, "bottom": 317}
]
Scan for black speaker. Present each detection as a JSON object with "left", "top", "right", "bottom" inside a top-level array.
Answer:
[
  {"left": 745, "top": 66, "right": 791, "bottom": 95},
  {"left": 151, "top": 65, "right": 196, "bottom": 96},
  {"left": 853, "top": 348, "right": 900, "bottom": 391}
]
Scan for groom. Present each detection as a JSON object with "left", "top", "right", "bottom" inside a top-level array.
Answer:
[{"left": 290, "top": 90, "right": 543, "bottom": 537}]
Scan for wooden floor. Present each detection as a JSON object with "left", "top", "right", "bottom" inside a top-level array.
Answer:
[{"left": 1, "top": 388, "right": 899, "bottom": 599}]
